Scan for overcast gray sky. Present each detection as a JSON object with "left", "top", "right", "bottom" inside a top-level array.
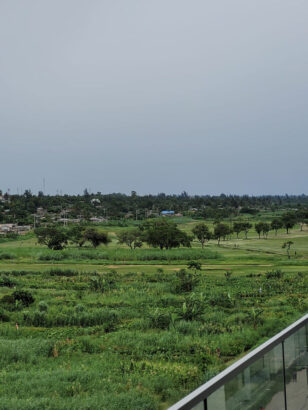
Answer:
[{"left": 0, "top": 1, "right": 307, "bottom": 195}]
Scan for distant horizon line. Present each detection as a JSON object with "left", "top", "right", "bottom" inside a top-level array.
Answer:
[{"left": 1, "top": 189, "right": 307, "bottom": 198}]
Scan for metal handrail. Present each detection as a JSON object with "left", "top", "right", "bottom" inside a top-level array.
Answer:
[{"left": 168, "top": 313, "right": 308, "bottom": 410}]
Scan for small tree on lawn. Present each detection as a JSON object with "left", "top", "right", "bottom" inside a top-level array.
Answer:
[
  {"left": 192, "top": 223, "right": 211, "bottom": 248},
  {"left": 83, "top": 228, "right": 111, "bottom": 248},
  {"left": 142, "top": 219, "right": 192, "bottom": 250},
  {"left": 233, "top": 222, "right": 244, "bottom": 239},
  {"left": 214, "top": 223, "right": 230, "bottom": 246},
  {"left": 68, "top": 225, "right": 86, "bottom": 247},
  {"left": 117, "top": 229, "right": 143, "bottom": 249},
  {"left": 271, "top": 218, "right": 283, "bottom": 235},
  {"left": 242, "top": 222, "right": 252, "bottom": 239},
  {"left": 255, "top": 222, "right": 264, "bottom": 239},
  {"left": 262, "top": 222, "right": 270, "bottom": 239},
  {"left": 281, "top": 213, "right": 297, "bottom": 234},
  {"left": 35, "top": 226, "right": 68, "bottom": 250},
  {"left": 282, "top": 241, "right": 294, "bottom": 259},
  {"left": 187, "top": 261, "right": 202, "bottom": 273}
]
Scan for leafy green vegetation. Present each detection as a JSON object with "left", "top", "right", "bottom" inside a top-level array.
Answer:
[{"left": 0, "top": 210, "right": 307, "bottom": 409}]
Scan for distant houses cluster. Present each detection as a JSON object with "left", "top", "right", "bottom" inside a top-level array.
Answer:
[
  {"left": 34, "top": 207, "right": 107, "bottom": 227},
  {"left": 0, "top": 223, "right": 31, "bottom": 235}
]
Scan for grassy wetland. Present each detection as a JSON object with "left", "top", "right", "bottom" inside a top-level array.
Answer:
[{"left": 0, "top": 215, "right": 307, "bottom": 409}]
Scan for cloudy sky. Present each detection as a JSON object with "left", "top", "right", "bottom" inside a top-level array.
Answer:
[{"left": 0, "top": 1, "right": 307, "bottom": 195}]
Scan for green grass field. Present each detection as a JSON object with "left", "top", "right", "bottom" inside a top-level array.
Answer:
[{"left": 0, "top": 218, "right": 307, "bottom": 409}]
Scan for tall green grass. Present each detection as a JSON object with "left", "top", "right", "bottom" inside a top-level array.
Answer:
[{"left": 37, "top": 248, "right": 220, "bottom": 262}]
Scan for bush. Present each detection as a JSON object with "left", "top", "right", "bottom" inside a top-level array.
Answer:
[
  {"left": 0, "top": 253, "right": 14, "bottom": 260},
  {"left": 89, "top": 271, "right": 118, "bottom": 293},
  {"left": 49, "top": 268, "right": 79, "bottom": 277},
  {"left": 174, "top": 269, "right": 200, "bottom": 293},
  {"left": 0, "top": 308, "right": 10, "bottom": 322},
  {"left": 0, "top": 275, "right": 17, "bottom": 288},
  {"left": 75, "top": 304, "right": 85, "bottom": 313},
  {"left": 1, "top": 294, "right": 15, "bottom": 305},
  {"left": 177, "top": 293, "right": 206, "bottom": 321},
  {"left": 266, "top": 269, "right": 284, "bottom": 279},
  {"left": 209, "top": 293, "right": 235, "bottom": 308},
  {"left": 5, "top": 232, "right": 18, "bottom": 240},
  {"left": 146, "top": 309, "right": 171, "bottom": 330},
  {"left": 38, "top": 301, "right": 48, "bottom": 312},
  {"left": 12, "top": 290, "right": 35, "bottom": 306}
]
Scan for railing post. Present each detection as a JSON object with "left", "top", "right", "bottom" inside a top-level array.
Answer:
[
  {"left": 282, "top": 340, "right": 288, "bottom": 410},
  {"left": 204, "top": 398, "right": 207, "bottom": 410}
]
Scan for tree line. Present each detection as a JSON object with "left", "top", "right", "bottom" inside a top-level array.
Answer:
[
  {"left": 2, "top": 189, "right": 308, "bottom": 224},
  {"left": 34, "top": 211, "right": 300, "bottom": 251}
]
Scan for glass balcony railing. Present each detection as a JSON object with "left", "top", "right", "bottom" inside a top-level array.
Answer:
[{"left": 169, "top": 314, "right": 308, "bottom": 410}]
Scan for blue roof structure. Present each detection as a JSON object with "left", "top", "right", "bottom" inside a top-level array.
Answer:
[{"left": 161, "top": 210, "right": 175, "bottom": 215}]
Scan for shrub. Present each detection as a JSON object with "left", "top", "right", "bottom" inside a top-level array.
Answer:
[
  {"left": 174, "top": 269, "right": 200, "bottom": 293},
  {"left": 246, "top": 273, "right": 262, "bottom": 278},
  {"left": 38, "top": 301, "right": 48, "bottom": 312},
  {"left": 146, "top": 309, "right": 171, "bottom": 330},
  {"left": 89, "top": 271, "right": 118, "bottom": 293},
  {"left": 0, "top": 308, "right": 10, "bottom": 322},
  {"left": 209, "top": 293, "right": 235, "bottom": 308},
  {"left": 266, "top": 269, "right": 284, "bottom": 279},
  {"left": 1, "top": 294, "right": 15, "bottom": 305},
  {"left": 5, "top": 232, "right": 18, "bottom": 240},
  {"left": 35, "top": 226, "right": 68, "bottom": 250},
  {"left": 0, "top": 253, "right": 14, "bottom": 260},
  {"left": 187, "top": 261, "right": 202, "bottom": 271},
  {"left": 224, "top": 271, "right": 233, "bottom": 280},
  {"left": 0, "top": 275, "right": 17, "bottom": 288},
  {"left": 49, "top": 268, "right": 79, "bottom": 277},
  {"left": 75, "top": 304, "right": 85, "bottom": 313},
  {"left": 246, "top": 308, "right": 264, "bottom": 329},
  {"left": 12, "top": 290, "right": 35, "bottom": 306},
  {"left": 177, "top": 293, "right": 206, "bottom": 321}
]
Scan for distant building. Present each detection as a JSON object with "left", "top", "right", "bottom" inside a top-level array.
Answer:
[
  {"left": 15, "top": 225, "right": 31, "bottom": 233},
  {"left": 0, "top": 224, "right": 15, "bottom": 233},
  {"left": 58, "top": 218, "right": 81, "bottom": 224},
  {"left": 36, "top": 207, "right": 46, "bottom": 216},
  {"left": 160, "top": 210, "right": 175, "bottom": 216},
  {"left": 90, "top": 217, "right": 106, "bottom": 223},
  {"left": 0, "top": 224, "right": 30, "bottom": 234}
]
